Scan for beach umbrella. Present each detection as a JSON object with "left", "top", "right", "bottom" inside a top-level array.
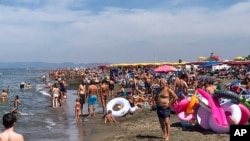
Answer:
[
  {"left": 98, "top": 64, "right": 109, "bottom": 69},
  {"left": 154, "top": 65, "right": 177, "bottom": 73},
  {"left": 198, "top": 56, "right": 206, "bottom": 61},
  {"left": 171, "top": 62, "right": 187, "bottom": 66},
  {"left": 199, "top": 61, "right": 221, "bottom": 67},
  {"left": 235, "top": 56, "right": 245, "bottom": 61}
]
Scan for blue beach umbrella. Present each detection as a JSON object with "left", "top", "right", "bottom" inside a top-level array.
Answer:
[{"left": 199, "top": 61, "right": 221, "bottom": 67}]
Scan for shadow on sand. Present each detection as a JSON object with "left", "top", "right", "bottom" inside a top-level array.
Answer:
[{"left": 136, "top": 134, "right": 163, "bottom": 139}]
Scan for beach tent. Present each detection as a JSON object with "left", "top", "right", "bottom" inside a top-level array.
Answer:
[{"left": 199, "top": 61, "right": 221, "bottom": 67}]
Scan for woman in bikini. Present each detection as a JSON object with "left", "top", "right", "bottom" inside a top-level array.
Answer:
[{"left": 52, "top": 83, "right": 60, "bottom": 107}]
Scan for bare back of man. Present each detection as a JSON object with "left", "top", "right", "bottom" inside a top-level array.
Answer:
[
  {"left": 87, "top": 81, "right": 98, "bottom": 116},
  {"left": 174, "top": 75, "right": 188, "bottom": 99},
  {"left": 0, "top": 131, "right": 24, "bottom": 141}
]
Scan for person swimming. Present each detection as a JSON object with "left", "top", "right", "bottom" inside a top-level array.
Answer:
[{"left": 20, "top": 81, "right": 26, "bottom": 90}]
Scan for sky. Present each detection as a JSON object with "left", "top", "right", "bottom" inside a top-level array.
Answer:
[{"left": 0, "top": 0, "right": 250, "bottom": 64}]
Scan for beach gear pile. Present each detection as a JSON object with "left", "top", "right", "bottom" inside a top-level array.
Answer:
[{"left": 172, "top": 89, "right": 250, "bottom": 133}]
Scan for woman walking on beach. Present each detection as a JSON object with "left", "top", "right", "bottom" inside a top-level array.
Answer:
[{"left": 155, "top": 79, "right": 178, "bottom": 140}]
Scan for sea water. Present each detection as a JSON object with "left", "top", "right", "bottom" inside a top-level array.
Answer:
[{"left": 0, "top": 68, "right": 98, "bottom": 141}]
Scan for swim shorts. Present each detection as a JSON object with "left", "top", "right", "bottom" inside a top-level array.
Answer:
[
  {"left": 79, "top": 94, "right": 86, "bottom": 105},
  {"left": 88, "top": 95, "right": 97, "bottom": 105},
  {"left": 157, "top": 106, "right": 171, "bottom": 119}
]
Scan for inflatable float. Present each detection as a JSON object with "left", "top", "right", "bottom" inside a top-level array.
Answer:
[
  {"left": 221, "top": 102, "right": 241, "bottom": 125},
  {"left": 213, "top": 90, "right": 241, "bottom": 104},
  {"left": 240, "top": 95, "right": 250, "bottom": 108},
  {"left": 173, "top": 95, "right": 198, "bottom": 127},
  {"left": 106, "top": 97, "right": 137, "bottom": 117},
  {"left": 197, "top": 88, "right": 229, "bottom": 133}
]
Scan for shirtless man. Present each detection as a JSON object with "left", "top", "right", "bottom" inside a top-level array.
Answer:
[
  {"left": 155, "top": 79, "right": 178, "bottom": 140},
  {"left": 0, "top": 113, "right": 24, "bottom": 141},
  {"left": 173, "top": 74, "right": 188, "bottom": 100},
  {"left": 100, "top": 80, "right": 109, "bottom": 114},
  {"left": 10, "top": 95, "right": 21, "bottom": 114},
  {"left": 19, "top": 81, "right": 25, "bottom": 90},
  {"left": 144, "top": 72, "right": 153, "bottom": 95},
  {"left": 205, "top": 81, "right": 217, "bottom": 94},
  {"left": 1, "top": 89, "right": 8, "bottom": 102},
  {"left": 77, "top": 81, "right": 86, "bottom": 115},
  {"left": 87, "top": 79, "right": 98, "bottom": 116}
]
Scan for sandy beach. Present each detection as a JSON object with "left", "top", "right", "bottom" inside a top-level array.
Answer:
[
  {"left": 66, "top": 77, "right": 246, "bottom": 141},
  {"left": 85, "top": 109, "right": 230, "bottom": 141}
]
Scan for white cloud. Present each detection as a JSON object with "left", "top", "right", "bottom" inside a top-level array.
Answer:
[{"left": 0, "top": 0, "right": 249, "bottom": 63}]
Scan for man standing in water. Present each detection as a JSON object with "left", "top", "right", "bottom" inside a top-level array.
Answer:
[
  {"left": 77, "top": 81, "right": 86, "bottom": 115},
  {"left": 0, "top": 113, "right": 24, "bottom": 141},
  {"left": 87, "top": 79, "right": 98, "bottom": 117},
  {"left": 155, "top": 79, "right": 178, "bottom": 141},
  {"left": 10, "top": 95, "right": 21, "bottom": 114}
]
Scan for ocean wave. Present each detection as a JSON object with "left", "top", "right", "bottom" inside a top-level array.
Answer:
[{"left": 39, "top": 90, "right": 51, "bottom": 97}]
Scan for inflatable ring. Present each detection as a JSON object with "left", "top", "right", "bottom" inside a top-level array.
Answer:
[
  {"left": 213, "top": 90, "right": 241, "bottom": 104},
  {"left": 129, "top": 106, "right": 138, "bottom": 113},
  {"left": 106, "top": 97, "right": 130, "bottom": 117}
]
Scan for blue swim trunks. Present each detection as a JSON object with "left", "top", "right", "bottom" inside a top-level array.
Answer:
[
  {"left": 177, "top": 92, "right": 184, "bottom": 98},
  {"left": 88, "top": 95, "right": 97, "bottom": 105}
]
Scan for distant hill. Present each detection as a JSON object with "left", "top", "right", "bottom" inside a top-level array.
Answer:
[{"left": 0, "top": 62, "right": 111, "bottom": 69}]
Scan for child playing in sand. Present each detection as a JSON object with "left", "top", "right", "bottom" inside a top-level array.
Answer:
[
  {"left": 74, "top": 98, "right": 81, "bottom": 120},
  {"left": 104, "top": 110, "right": 117, "bottom": 124}
]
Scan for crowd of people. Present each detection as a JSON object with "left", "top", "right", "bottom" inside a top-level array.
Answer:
[
  {"left": 40, "top": 63, "right": 250, "bottom": 140},
  {"left": 0, "top": 62, "right": 248, "bottom": 140}
]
